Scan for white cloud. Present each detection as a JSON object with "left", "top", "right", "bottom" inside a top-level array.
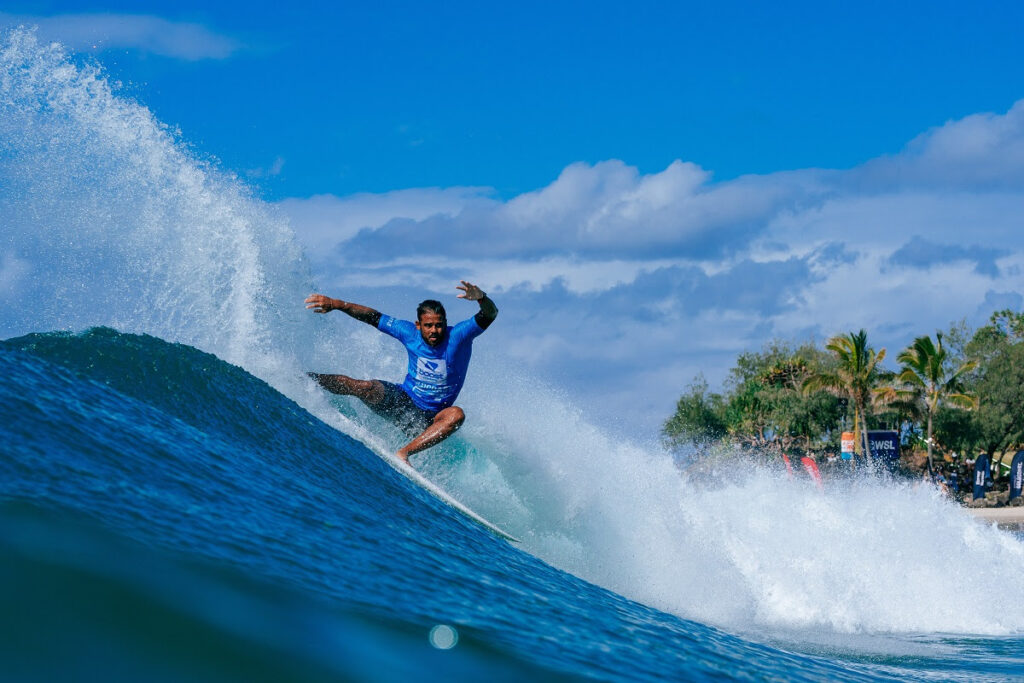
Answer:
[
  {"left": 855, "top": 99, "right": 1024, "bottom": 189},
  {"left": 0, "top": 12, "right": 240, "bottom": 60},
  {"left": 279, "top": 187, "right": 494, "bottom": 260},
  {"left": 280, "top": 99, "right": 1024, "bottom": 436},
  {"left": 335, "top": 160, "right": 825, "bottom": 262},
  {"left": 306, "top": 101, "right": 1024, "bottom": 272}
]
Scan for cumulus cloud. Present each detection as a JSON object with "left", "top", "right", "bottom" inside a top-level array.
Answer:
[
  {"left": 855, "top": 99, "right": 1024, "bottom": 190},
  {"left": 282, "top": 99, "right": 1024, "bottom": 435},
  {"left": 280, "top": 187, "right": 494, "bottom": 260},
  {"left": 977, "top": 290, "right": 1023, "bottom": 315},
  {"left": 887, "top": 236, "right": 1007, "bottom": 277},
  {"left": 308, "top": 98, "right": 1024, "bottom": 272},
  {"left": 342, "top": 160, "right": 825, "bottom": 262},
  {"left": 0, "top": 12, "right": 240, "bottom": 60}
]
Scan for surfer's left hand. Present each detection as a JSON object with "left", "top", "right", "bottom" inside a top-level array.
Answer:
[{"left": 456, "top": 281, "right": 485, "bottom": 301}]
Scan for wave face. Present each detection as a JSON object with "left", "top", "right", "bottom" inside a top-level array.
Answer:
[
  {"left": 0, "top": 329, "right": 862, "bottom": 682},
  {"left": 2, "top": 28, "right": 1024, "bottom": 681}
]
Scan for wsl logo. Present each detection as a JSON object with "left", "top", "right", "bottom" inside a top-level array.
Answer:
[
  {"left": 867, "top": 430, "right": 899, "bottom": 460},
  {"left": 416, "top": 357, "right": 448, "bottom": 385}
]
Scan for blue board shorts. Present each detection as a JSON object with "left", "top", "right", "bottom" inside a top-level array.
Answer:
[{"left": 370, "top": 381, "right": 437, "bottom": 436}]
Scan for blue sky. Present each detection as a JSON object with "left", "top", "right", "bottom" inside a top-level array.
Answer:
[
  {"left": 3, "top": 3, "right": 1024, "bottom": 437},
  {"left": 5, "top": 2, "right": 1024, "bottom": 197}
]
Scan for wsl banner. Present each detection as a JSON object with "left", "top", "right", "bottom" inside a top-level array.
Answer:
[
  {"left": 974, "top": 454, "right": 991, "bottom": 501},
  {"left": 867, "top": 430, "right": 900, "bottom": 470},
  {"left": 1010, "top": 451, "right": 1024, "bottom": 501},
  {"left": 866, "top": 431, "right": 899, "bottom": 460}
]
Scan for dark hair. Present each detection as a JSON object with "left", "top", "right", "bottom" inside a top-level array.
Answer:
[{"left": 417, "top": 299, "right": 446, "bottom": 321}]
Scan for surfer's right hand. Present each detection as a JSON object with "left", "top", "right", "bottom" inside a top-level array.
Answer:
[{"left": 305, "top": 294, "right": 336, "bottom": 313}]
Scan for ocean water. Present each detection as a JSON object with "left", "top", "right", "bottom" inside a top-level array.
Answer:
[{"left": 2, "top": 28, "right": 1023, "bottom": 682}]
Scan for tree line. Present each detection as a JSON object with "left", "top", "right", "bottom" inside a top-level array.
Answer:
[{"left": 662, "top": 310, "right": 1024, "bottom": 474}]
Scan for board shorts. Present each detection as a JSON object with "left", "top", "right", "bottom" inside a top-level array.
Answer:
[{"left": 370, "top": 381, "right": 438, "bottom": 436}]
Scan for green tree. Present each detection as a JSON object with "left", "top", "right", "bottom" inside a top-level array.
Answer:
[
  {"left": 722, "top": 377, "right": 773, "bottom": 449},
  {"left": 802, "top": 329, "right": 887, "bottom": 459},
  {"left": 894, "top": 332, "right": 978, "bottom": 474},
  {"left": 936, "top": 311, "right": 1024, "bottom": 457},
  {"left": 722, "top": 340, "right": 840, "bottom": 454},
  {"left": 662, "top": 375, "right": 727, "bottom": 450},
  {"left": 967, "top": 343, "right": 1024, "bottom": 454},
  {"left": 664, "top": 341, "right": 842, "bottom": 456},
  {"left": 756, "top": 354, "right": 843, "bottom": 454}
]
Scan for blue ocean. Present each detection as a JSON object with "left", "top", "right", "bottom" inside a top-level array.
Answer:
[{"left": 2, "top": 29, "right": 1023, "bottom": 682}]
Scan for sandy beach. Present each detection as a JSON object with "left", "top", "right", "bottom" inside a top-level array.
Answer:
[{"left": 966, "top": 507, "right": 1024, "bottom": 528}]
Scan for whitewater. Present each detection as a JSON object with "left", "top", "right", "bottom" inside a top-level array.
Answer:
[{"left": 2, "top": 29, "right": 1022, "bottom": 681}]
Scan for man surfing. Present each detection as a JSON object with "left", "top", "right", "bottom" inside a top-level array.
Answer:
[{"left": 305, "top": 281, "right": 497, "bottom": 466}]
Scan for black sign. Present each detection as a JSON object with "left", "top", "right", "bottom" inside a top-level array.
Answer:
[
  {"left": 974, "top": 453, "right": 991, "bottom": 500},
  {"left": 1011, "top": 451, "right": 1024, "bottom": 501},
  {"left": 867, "top": 430, "right": 900, "bottom": 460}
]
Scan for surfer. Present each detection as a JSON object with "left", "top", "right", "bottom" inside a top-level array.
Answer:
[{"left": 305, "top": 281, "right": 497, "bottom": 465}]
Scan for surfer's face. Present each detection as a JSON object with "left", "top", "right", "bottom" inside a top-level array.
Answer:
[{"left": 416, "top": 311, "right": 446, "bottom": 346}]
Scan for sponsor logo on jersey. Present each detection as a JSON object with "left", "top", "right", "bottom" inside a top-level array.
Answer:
[{"left": 416, "top": 357, "right": 447, "bottom": 384}]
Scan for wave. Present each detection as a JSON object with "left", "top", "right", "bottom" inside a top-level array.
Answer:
[
  {"left": 2, "top": 27, "right": 1024, "bottom": 672},
  {"left": 2, "top": 328, "right": 874, "bottom": 682}
]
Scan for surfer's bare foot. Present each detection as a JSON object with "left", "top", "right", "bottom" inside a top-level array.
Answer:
[{"left": 396, "top": 449, "right": 411, "bottom": 465}]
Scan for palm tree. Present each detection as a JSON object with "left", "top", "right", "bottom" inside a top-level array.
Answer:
[
  {"left": 895, "top": 332, "right": 978, "bottom": 475},
  {"left": 803, "top": 329, "right": 887, "bottom": 460}
]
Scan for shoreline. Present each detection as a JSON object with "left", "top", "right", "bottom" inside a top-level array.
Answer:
[{"left": 965, "top": 507, "right": 1024, "bottom": 527}]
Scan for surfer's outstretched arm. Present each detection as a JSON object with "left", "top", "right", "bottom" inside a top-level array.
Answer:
[
  {"left": 396, "top": 406, "right": 466, "bottom": 465},
  {"left": 456, "top": 280, "right": 498, "bottom": 329},
  {"left": 305, "top": 294, "right": 382, "bottom": 327}
]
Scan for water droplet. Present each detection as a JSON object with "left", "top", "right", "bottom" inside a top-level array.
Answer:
[{"left": 428, "top": 624, "right": 458, "bottom": 650}]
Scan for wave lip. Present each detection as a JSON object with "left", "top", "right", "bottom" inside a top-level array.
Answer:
[{"left": 0, "top": 27, "right": 311, "bottom": 372}]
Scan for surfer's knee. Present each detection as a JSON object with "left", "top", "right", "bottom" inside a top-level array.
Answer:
[
  {"left": 438, "top": 406, "right": 465, "bottom": 429},
  {"left": 343, "top": 376, "right": 384, "bottom": 403},
  {"left": 362, "top": 379, "right": 386, "bottom": 404}
]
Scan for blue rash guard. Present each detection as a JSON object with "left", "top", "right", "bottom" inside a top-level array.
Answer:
[{"left": 377, "top": 314, "right": 486, "bottom": 413}]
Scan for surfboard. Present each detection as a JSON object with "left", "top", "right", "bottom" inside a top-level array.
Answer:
[{"left": 378, "top": 451, "right": 521, "bottom": 543}]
